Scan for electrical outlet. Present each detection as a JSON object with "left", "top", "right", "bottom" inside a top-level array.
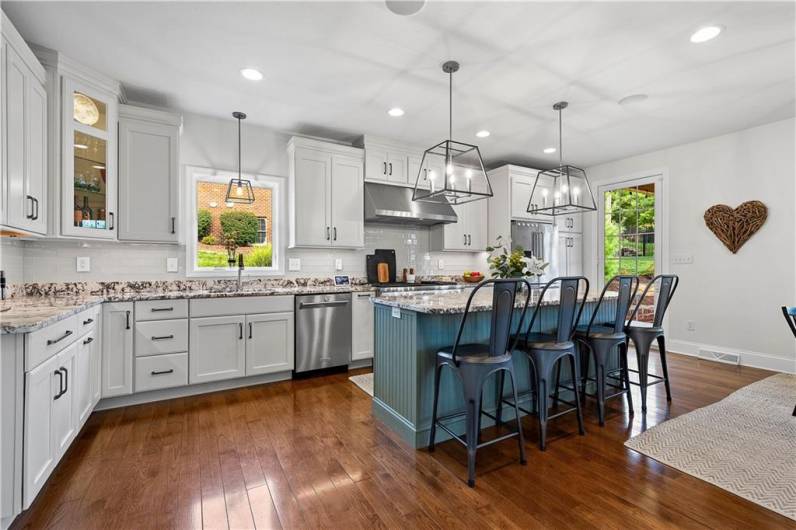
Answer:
[
  {"left": 687, "top": 320, "right": 696, "bottom": 331},
  {"left": 166, "top": 257, "right": 179, "bottom": 273},
  {"left": 288, "top": 258, "right": 301, "bottom": 271},
  {"left": 335, "top": 258, "right": 343, "bottom": 271},
  {"left": 437, "top": 259, "right": 445, "bottom": 270},
  {"left": 76, "top": 257, "right": 90, "bottom": 272}
]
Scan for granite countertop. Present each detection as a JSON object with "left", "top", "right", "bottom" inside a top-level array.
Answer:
[
  {"left": 0, "top": 284, "right": 376, "bottom": 334},
  {"left": 372, "top": 285, "right": 608, "bottom": 314}
]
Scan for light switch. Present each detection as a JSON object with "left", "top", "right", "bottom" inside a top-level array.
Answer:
[
  {"left": 335, "top": 258, "right": 343, "bottom": 271},
  {"left": 288, "top": 258, "right": 301, "bottom": 271},
  {"left": 671, "top": 254, "right": 694, "bottom": 265},
  {"left": 437, "top": 259, "right": 445, "bottom": 270},
  {"left": 166, "top": 257, "right": 179, "bottom": 272},
  {"left": 76, "top": 257, "right": 91, "bottom": 272}
]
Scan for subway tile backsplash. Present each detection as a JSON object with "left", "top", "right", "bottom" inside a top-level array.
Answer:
[{"left": 11, "top": 223, "right": 488, "bottom": 283}]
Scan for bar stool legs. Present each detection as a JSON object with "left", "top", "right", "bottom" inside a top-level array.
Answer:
[
  {"left": 528, "top": 351, "right": 585, "bottom": 451},
  {"left": 627, "top": 331, "right": 672, "bottom": 413},
  {"left": 657, "top": 335, "right": 672, "bottom": 402}
]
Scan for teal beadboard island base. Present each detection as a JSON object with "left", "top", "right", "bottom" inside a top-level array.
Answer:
[{"left": 371, "top": 287, "right": 617, "bottom": 449}]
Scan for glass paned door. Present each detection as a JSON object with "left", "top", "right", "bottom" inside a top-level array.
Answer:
[
  {"left": 603, "top": 182, "right": 656, "bottom": 322},
  {"left": 73, "top": 130, "right": 108, "bottom": 229}
]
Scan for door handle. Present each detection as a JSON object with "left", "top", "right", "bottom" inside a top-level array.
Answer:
[
  {"left": 464, "top": 234, "right": 467, "bottom": 246},
  {"left": 83, "top": 337, "right": 94, "bottom": 345},
  {"left": 150, "top": 307, "right": 174, "bottom": 312},
  {"left": 171, "top": 217, "right": 176, "bottom": 234},
  {"left": 388, "top": 162, "right": 393, "bottom": 175},
  {"left": 108, "top": 212, "right": 114, "bottom": 230},
  {"left": 54, "top": 370, "right": 64, "bottom": 400},
  {"left": 61, "top": 367, "right": 68, "bottom": 395},
  {"left": 32, "top": 197, "right": 39, "bottom": 220},
  {"left": 151, "top": 335, "right": 174, "bottom": 341},
  {"left": 298, "top": 300, "right": 349, "bottom": 309},
  {"left": 333, "top": 227, "right": 337, "bottom": 241},
  {"left": 326, "top": 226, "right": 330, "bottom": 240},
  {"left": 125, "top": 310, "right": 131, "bottom": 330},
  {"left": 357, "top": 293, "right": 373, "bottom": 298},
  {"left": 26, "top": 196, "right": 34, "bottom": 219},
  {"left": 238, "top": 322, "right": 243, "bottom": 340},
  {"left": 248, "top": 322, "right": 253, "bottom": 339},
  {"left": 383, "top": 162, "right": 387, "bottom": 175},
  {"left": 151, "top": 369, "right": 174, "bottom": 376},
  {"left": 83, "top": 318, "right": 94, "bottom": 325},
  {"left": 47, "top": 330, "right": 73, "bottom": 346},
  {"left": 467, "top": 234, "right": 472, "bottom": 246}
]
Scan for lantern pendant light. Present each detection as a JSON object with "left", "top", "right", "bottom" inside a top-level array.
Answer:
[
  {"left": 412, "top": 60, "right": 493, "bottom": 205},
  {"left": 527, "top": 102, "right": 596, "bottom": 216},
  {"left": 225, "top": 111, "right": 255, "bottom": 204}
]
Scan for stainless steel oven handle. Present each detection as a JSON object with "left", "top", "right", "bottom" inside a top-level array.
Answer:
[{"left": 298, "top": 300, "right": 349, "bottom": 309}]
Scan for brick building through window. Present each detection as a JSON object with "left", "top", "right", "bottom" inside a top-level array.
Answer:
[{"left": 196, "top": 181, "right": 273, "bottom": 243}]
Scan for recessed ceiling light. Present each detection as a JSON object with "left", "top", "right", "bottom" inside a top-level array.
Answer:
[
  {"left": 475, "top": 130, "right": 490, "bottom": 138},
  {"left": 387, "top": 107, "right": 405, "bottom": 117},
  {"left": 690, "top": 25, "right": 722, "bottom": 43},
  {"left": 618, "top": 93, "right": 649, "bottom": 105},
  {"left": 543, "top": 147, "right": 556, "bottom": 154},
  {"left": 74, "top": 143, "right": 88, "bottom": 150},
  {"left": 240, "top": 68, "right": 263, "bottom": 81},
  {"left": 385, "top": 0, "right": 425, "bottom": 16}
]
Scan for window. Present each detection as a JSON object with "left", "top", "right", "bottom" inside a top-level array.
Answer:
[{"left": 187, "top": 166, "right": 282, "bottom": 276}]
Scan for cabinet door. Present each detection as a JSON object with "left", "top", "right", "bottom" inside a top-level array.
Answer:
[
  {"left": 555, "top": 234, "right": 569, "bottom": 278},
  {"left": 466, "top": 199, "right": 488, "bottom": 251},
  {"left": 365, "top": 146, "right": 387, "bottom": 181},
  {"left": 556, "top": 214, "right": 582, "bottom": 234},
  {"left": 245, "top": 312, "right": 294, "bottom": 375},
  {"left": 330, "top": 154, "right": 364, "bottom": 247},
  {"left": 446, "top": 204, "right": 470, "bottom": 251},
  {"left": 101, "top": 302, "right": 133, "bottom": 397},
  {"left": 189, "top": 315, "right": 246, "bottom": 384},
  {"left": 407, "top": 154, "right": 428, "bottom": 190},
  {"left": 510, "top": 175, "right": 534, "bottom": 220},
  {"left": 73, "top": 331, "right": 95, "bottom": 427},
  {"left": 292, "top": 147, "right": 331, "bottom": 247},
  {"left": 61, "top": 78, "right": 117, "bottom": 239},
  {"left": 4, "top": 44, "right": 29, "bottom": 231},
  {"left": 23, "top": 353, "right": 59, "bottom": 508},
  {"left": 385, "top": 151, "right": 406, "bottom": 184},
  {"left": 118, "top": 118, "right": 179, "bottom": 242},
  {"left": 89, "top": 325, "right": 102, "bottom": 407},
  {"left": 52, "top": 343, "right": 77, "bottom": 460},
  {"left": 568, "top": 234, "right": 583, "bottom": 276},
  {"left": 25, "top": 70, "right": 47, "bottom": 234},
  {"left": 351, "top": 293, "right": 374, "bottom": 361}
]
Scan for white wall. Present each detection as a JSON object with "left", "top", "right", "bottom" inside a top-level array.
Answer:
[
  {"left": 6, "top": 111, "right": 487, "bottom": 283},
  {"left": 583, "top": 118, "right": 796, "bottom": 373}
]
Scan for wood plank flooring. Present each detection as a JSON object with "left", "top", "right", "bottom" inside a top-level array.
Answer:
[{"left": 12, "top": 353, "right": 795, "bottom": 529}]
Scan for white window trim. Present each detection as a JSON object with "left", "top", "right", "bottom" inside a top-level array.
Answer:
[{"left": 185, "top": 165, "right": 285, "bottom": 277}]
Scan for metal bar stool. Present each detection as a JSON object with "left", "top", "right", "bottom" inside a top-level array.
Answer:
[
  {"left": 624, "top": 274, "right": 679, "bottom": 412},
  {"left": 781, "top": 306, "right": 796, "bottom": 416},
  {"left": 568, "top": 275, "right": 639, "bottom": 425},
  {"left": 428, "top": 278, "right": 532, "bottom": 487},
  {"left": 501, "top": 276, "right": 589, "bottom": 451}
]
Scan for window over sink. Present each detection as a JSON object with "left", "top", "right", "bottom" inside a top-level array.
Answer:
[{"left": 186, "top": 166, "right": 283, "bottom": 276}]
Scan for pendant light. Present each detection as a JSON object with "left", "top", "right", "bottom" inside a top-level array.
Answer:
[
  {"left": 225, "top": 111, "right": 255, "bottom": 204},
  {"left": 412, "top": 60, "right": 492, "bottom": 205},
  {"left": 527, "top": 102, "right": 596, "bottom": 216}
]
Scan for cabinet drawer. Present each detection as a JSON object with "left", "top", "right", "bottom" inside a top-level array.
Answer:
[
  {"left": 25, "top": 315, "right": 79, "bottom": 371},
  {"left": 135, "top": 319, "right": 188, "bottom": 357},
  {"left": 190, "top": 296, "right": 293, "bottom": 318},
  {"left": 135, "top": 352, "right": 188, "bottom": 393},
  {"left": 135, "top": 299, "right": 188, "bottom": 321}
]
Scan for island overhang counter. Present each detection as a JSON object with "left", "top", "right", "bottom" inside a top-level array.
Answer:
[{"left": 370, "top": 286, "right": 618, "bottom": 448}]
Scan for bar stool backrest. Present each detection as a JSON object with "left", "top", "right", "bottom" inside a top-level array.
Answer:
[
  {"left": 782, "top": 306, "right": 796, "bottom": 339},
  {"left": 585, "top": 275, "right": 639, "bottom": 334},
  {"left": 628, "top": 274, "right": 679, "bottom": 328},
  {"left": 451, "top": 278, "right": 532, "bottom": 363},
  {"left": 525, "top": 276, "right": 589, "bottom": 344}
]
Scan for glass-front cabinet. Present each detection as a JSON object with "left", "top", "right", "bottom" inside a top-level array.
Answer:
[{"left": 61, "top": 78, "right": 117, "bottom": 239}]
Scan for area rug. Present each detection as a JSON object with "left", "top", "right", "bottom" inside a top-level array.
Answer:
[
  {"left": 349, "top": 373, "right": 374, "bottom": 397},
  {"left": 625, "top": 373, "right": 796, "bottom": 520}
]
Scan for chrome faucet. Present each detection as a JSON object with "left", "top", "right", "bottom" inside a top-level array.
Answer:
[{"left": 236, "top": 253, "right": 244, "bottom": 291}]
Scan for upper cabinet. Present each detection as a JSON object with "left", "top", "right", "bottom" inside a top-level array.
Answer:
[
  {"left": 487, "top": 164, "right": 549, "bottom": 245},
  {"left": 118, "top": 105, "right": 181, "bottom": 243},
  {"left": 1, "top": 13, "right": 48, "bottom": 235},
  {"left": 32, "top": 46, "right": 123, "bottom": 240},
  {"left": 429, "top": 198, "right": 488, "bottom": 252},
  {"left": 361, "top": 135, "right": 439, "bottom": 190},
  {"left": 288, "top": 137, "right": 364, "bottom": 249}
]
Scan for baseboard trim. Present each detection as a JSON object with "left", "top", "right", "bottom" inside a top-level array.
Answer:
[
  {"left": 96, "top": 371, "right": 293, "bottom": 410},
  {"left": 667, "top": 339, "right": 796, "bottom": 374}
]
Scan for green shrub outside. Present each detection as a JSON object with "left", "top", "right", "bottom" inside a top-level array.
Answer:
[
  {"left": 245, "top": 244, "right": 273, "bottom": 267},
  {"left": 200, "top": 235, "right": 217, "bottom": 245},
  {"left": 220, "top": 211, "right": 258, "bottom": 246},
  {"left": 197, "top": 209, "right": 212, "bottom": 240}
]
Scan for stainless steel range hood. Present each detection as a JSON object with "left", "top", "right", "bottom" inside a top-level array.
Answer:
[{"left": 364, "top": 183, "right": 457, "bottom": 226}]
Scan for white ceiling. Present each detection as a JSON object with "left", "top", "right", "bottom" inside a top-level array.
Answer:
[{"left": 4, "top": 1, "right": 795, "bottom": 168}]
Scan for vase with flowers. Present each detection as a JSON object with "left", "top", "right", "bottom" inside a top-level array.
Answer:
[{"left": 486, "top": 236, "right": 548, "bottom": 284}]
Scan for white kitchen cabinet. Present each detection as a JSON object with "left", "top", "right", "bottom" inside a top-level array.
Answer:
[
  {"left": 555, "top": 214, "right": 583, "bottom": 234},
  {"left": 288, "top": 137, "right": 364, "bottom": 248},
  {"left": 557, "top": 233, "right": 583, "bottom": 277},
  {"left": 429, "top": 198, "right": 488, "bottom": 252},
  {"left": 351, "top": 292, "right": 374, "bottom": 361},
  {"left": 364, "top": 142, "right": 409, "bottom": 184},
  {"left": 51, "top": 342, "right": 77, "bottom": 459},
  {"left": 1, "top": 14, "right": 47, "bottom": 235},
  {"left": 89, "top": 324, "right": 102, "bottom": 407},
  {"left": 118, "top": 105, "right": 180, "bottom": 242},
  {"left": 22, "top": 352, "right": 59, "bottom": 508},
  {"left": 189, "top": 315, "right": 246, "bottom": 384},
  {"left": 101, "top": 302, "right": 133, "bottom": 397},
  {"left": 245, "top": 312, "right": 294, "bottom": 375},
  {"left": 73, "top": 330, "right": 96, "bottom": 427}
]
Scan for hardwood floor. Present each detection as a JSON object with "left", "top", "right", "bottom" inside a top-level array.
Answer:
[{"left": 12, "top": 353, "right": 795, "bottom": 529}]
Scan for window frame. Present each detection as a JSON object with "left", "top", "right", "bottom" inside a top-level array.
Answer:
[
  {"left": 256, "top": 216, "right": 268, "bottom": 245},
  {"left": 185, "top": 165, "right": 284, "bottom": 277}
]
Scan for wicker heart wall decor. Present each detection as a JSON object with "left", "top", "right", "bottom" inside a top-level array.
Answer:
[{"left": 703, "top": 200, "right": 767, "bottom": 254}]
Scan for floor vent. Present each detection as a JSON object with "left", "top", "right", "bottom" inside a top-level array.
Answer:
[{"left": 698, "top": 348, "right": 741, "bottom": 365}]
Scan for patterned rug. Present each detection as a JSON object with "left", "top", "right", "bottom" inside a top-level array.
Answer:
[
  {"left": 349, "top": 373, "right": 374, "bottom": 397},
  {"left": 625, "top": 373, "right": 796, "bottom": 520}
]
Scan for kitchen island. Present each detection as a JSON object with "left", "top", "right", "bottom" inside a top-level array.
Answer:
[{"left": 371, "top": 285, "right": 617, "bottom": 448}]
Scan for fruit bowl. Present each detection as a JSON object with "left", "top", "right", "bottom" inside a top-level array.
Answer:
[{"left": 462, "top": 274, "right": 484, "bottom": 284}]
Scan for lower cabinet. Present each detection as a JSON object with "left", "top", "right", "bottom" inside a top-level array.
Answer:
[
  {"left": 73, "top": 330, "right": 96, "bottom": 427},
  {"left": 557, "top": 233, "right": 583, "bottom": 277},
  {"left": 189, "top": 315, "right": 246, "bottom": 384},
  {"left": 351, "top": 292, "right": 374, "bottom": 361},
  {"left": 135, "top": 352, "right": 188, "bottom": 392},
  {"left": 245, "top": 312, "right": 294, "bottom": 375},
  {"left": 101, "top": 303, "right": 134, "bottom": 397}
]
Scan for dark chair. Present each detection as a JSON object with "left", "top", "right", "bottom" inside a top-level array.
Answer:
[
  {"left": 624, "top": 274, "right": 679, "bottom": 412},
  {"left": 502, "top": 276, "right": 589, "bottom": 450},
  {"left": 782, "top": 306, "right": 796, "bottom": 416},
  {"left": 569, "top": 275, "right": 639, "bottom": 425},
  {"left": 428, "top": 278, "right": 531, "bottom": 487}
]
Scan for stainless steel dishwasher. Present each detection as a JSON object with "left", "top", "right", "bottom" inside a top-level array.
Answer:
[{"left": 294, "top": 293, "right": 352, "bottom": 373}]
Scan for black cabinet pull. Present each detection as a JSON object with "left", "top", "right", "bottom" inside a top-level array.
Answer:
[
  {"left": 383, "top": 162, "right": 387, "bottom": 175},
  {"left": 34, "top": 198, "right": 39, "bottom": 220},
  {"left": 238, "top": 322, "right": 243, "bottom": 340},
  {"left": 171, "top": 217, "right": 176, "bottom": 234},
  {"left": 248, "top": 322, "right": 253, "bottom": 339},
  {"left": 150, "top": 307, "right": 174, "bottom": 312},
  {"left": 26, "top": 196, "right": 34, "bottom": 219},
  {"left": 151, "top": 369, "right": 174, "bottom": 376},
  {"left": 83, "top": 337, "right": 94, "bottom": 345},
  {"left": 83, "top": 318, "right": 94, "bottom": 325},
  {"left": 61, "top": 367, "right": 68, "bottom": 395},
  {"left": 463, "top": 234, "right": 467, "bottom": 246},
  {"left": 125, "top": 311, "right": 131, "bottom": 330},
  {"left": 151, "top": 334, "right": 174, "bottom": 341},
  {"left": 54, "top": 370, "right": 64, "bottom": 400},
  {"left": 326, "top": 226, "right": 330, "bottom": 240},
  {"left": 47, "top": 330, "right": 73, "bottom": 346},
  {"left": 333, "top": 227, "right": 337, "bottom": 241},
  {"left": 109, "top": 212, "right": 114, "bottom": 230},
  {"left": 389, "top": 162, "right": 393, "bottom": 175}
]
